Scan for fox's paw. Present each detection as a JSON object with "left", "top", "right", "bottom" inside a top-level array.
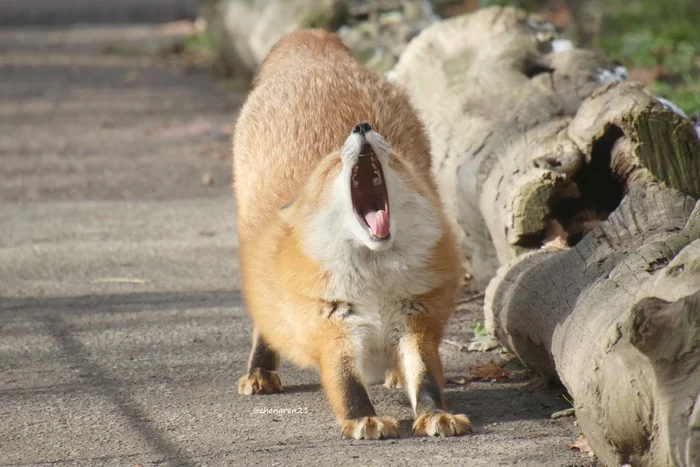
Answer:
[
  {"left": 383, "top": 369, "right": 404, "bottom": 389},
  {"left": 413, "top": 411, "right": 471, "bottom": 437},
  {"left": 341, "top": 416, "right": 399, "bottom": 440},
  {"left": 237, "top": 368, "right": 283, "bottom": 395}
]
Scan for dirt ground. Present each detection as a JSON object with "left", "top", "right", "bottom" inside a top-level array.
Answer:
[{"left": 0, "top": 5, "right": 596, "bottom": 466}]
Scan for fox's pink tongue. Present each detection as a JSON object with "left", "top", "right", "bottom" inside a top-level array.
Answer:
[{"left": 364, "top": 210, "right": 390, "bottom": 238}]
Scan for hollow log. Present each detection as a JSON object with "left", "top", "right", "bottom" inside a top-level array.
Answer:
[
  {"left": 390, "top": 6, "right": 700, "bottom": 289},
  {"left": 390, "top": 5, "right": 700, "bottom": 466}
]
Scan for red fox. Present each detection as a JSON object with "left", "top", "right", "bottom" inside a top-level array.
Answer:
[{"left": 232, "top": 29, "right": 470, "bottom": 439}]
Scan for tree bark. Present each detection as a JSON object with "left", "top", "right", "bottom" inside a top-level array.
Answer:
[
  {"left": 391, "top": 5, "right": 700, "bottom": 466},
  {"left": 485, "top": 183, "right": 699, "bottom": 466}
]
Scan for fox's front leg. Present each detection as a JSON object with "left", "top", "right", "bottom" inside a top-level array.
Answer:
[
  {"left": 399, "top": 302, "right": 471, "bottom": 437},
  {"left": 319, "top": 304, "right": 399, "bottom": 440},
  {"left": 238, "top": 328, "right": 283, "bottom": 395}
]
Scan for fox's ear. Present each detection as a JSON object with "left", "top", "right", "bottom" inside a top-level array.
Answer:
[{"left": 278, "top": 200, "right": 296, "bottom": 226}]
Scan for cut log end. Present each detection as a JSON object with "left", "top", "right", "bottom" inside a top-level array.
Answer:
[
  {"left": 628, "top": 241, "right": 700, "bottom": 362},
  {"left": 628, "top": 296, "right": 683, "bottom": 357},
  {"left": 628, "top": 292, "right": 700, "bottom": 363},
  {"left": 512, "top": 126, "right": 632, "bottom": 251},
  {"left": 509, "top": 83, "right": 699, "bottom": 256}
]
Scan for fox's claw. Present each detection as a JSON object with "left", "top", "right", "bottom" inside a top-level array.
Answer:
[{"left": 238, "top": 368, "right": 283, "bottom": 395}]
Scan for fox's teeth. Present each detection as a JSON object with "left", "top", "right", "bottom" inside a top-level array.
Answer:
[
  {"left": 373, "top": 177, "right": 382, "bottom": 187},
  {"left": 353, "top": 179, "right": 359, "bottom": 188}
]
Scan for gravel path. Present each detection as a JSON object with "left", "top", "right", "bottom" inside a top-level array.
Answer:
[{"left": 0, "top": 5, "right": 593, "bottom": 466}]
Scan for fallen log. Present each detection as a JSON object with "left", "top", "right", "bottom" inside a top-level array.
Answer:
[
  {"left": 390, "top": 6, "right": 700, "bottom": 289},
  {"left": 486, "top": 183, "right": 699, "bottom": 466},
  {"left": 391, "top": 6, "right": 700, "bottom": 466}
]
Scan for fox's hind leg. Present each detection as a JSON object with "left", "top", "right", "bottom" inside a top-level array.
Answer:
[{"left": 238, "top": 328, "right": 284, "bottom": 395}]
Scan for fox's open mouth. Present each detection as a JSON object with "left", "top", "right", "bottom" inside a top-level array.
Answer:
[{"left": 351, "top": 143, "right": 390, "bottom": 239}]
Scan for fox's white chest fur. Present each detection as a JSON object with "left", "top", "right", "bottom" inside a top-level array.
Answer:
[{"left": 302, "top": 166, "right": 444, "bottom": 382}]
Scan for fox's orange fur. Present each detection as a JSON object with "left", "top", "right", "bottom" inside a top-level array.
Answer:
[{"left": 232, "top": 29, "right": 470, "bottom": 439}]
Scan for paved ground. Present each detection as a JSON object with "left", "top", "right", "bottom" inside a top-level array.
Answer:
[
  {"left": 0, "top": 0, "right": 198, "bottom": 26},
  {"left": 0, "top": 6, "right": 594, "bottom": 467}
]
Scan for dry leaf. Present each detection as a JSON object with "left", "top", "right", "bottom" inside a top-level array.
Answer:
[
  {"left": 568, "top": 434, "right": 593, "bottom": 454},
  {"left": 542, "top": 218, "right": 568, "bottom": 250},
  {"left": 438, "top": 0, "right": 479, "bottom": 18},
  {"left": 543, "top": 236, "right": 568, "bottom": 250},
  {"left": 201, "top": 172, "right": 214, "bottom": 186},
  {"left": 466, "top": 361, "right": 512, "bottom": 381}
]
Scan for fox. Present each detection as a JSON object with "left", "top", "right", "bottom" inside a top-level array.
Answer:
[{"left": 232, "top": 29, "right": 471, "bottom": 440}]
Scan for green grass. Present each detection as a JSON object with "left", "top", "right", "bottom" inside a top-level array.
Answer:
[
  {"left": 652, "top": 79, "right": 700, "bottom": 114},
  {"left": 473, "top": 321, "right": 489, "bottom": 339},
  {"left": 599, "top": 0, "right": 700, "bottom": 114},
  {"left": 472, "top": 0, "right": 700, "bottom": 114},
  {"left": 562, "top": 392, "right": 574, "bottom": 407},
  {"left": 182, "top": 31, "right": 213, "bottom": 51}
]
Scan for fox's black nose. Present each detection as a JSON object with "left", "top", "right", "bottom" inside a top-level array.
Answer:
[{"left": 352, "top": 122, "right": 373, "bottom": 135}]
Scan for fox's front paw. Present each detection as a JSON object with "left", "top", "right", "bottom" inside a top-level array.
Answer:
[
  {"left": 238, "top": 368, "right": 283, "bottom": 395},
  {"left": 341, "top": 416, "right": 399, "bottom": 440},
  {"left": 413, "top": 410, "right": 471, "bottom": 437}
]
